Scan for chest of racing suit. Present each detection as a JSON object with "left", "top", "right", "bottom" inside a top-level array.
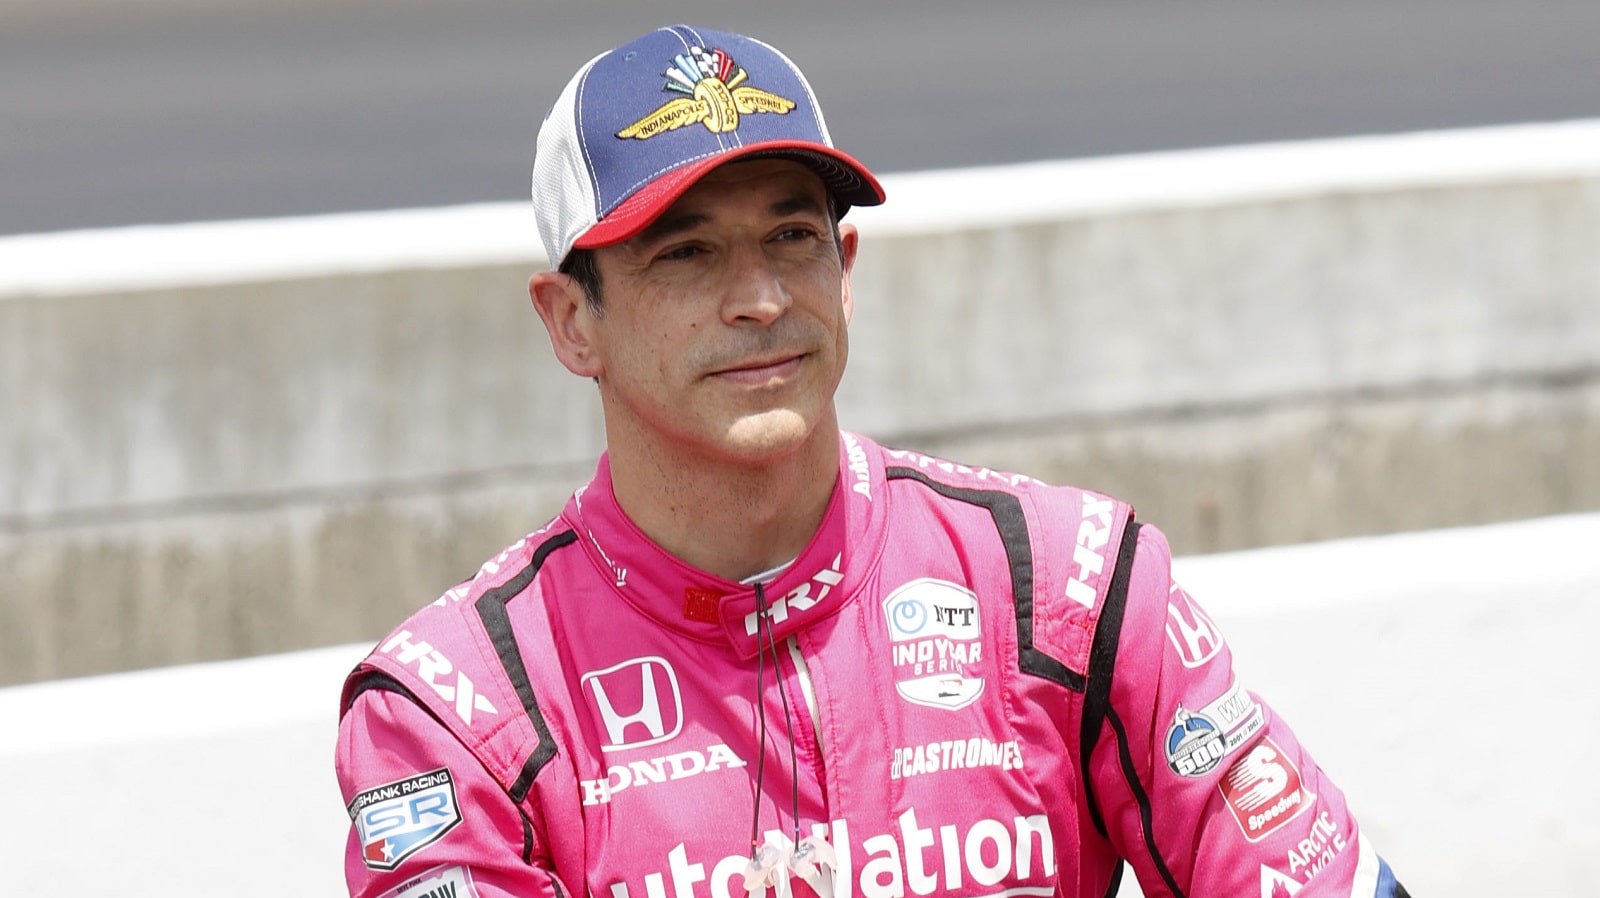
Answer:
[{"left": 336, "top": 433, "right": 1405, "bottom": 898}]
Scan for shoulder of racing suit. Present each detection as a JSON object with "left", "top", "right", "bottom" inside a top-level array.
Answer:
[
  {"left": 875, "top": 442, "right": 1140, "bottom": 691},
  {"left": 874, "top": 444, "right": 1142, "bottom": 837},
  {"left": 340, "top": 518, "right": 583, "bottom": 802}
]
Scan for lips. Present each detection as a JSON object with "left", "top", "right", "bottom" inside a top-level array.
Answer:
[{"left": 709, "top": 353, "right": 805, "bottom": 383}]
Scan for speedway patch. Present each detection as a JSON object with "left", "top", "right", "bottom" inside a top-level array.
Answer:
[
  {"left": 1221, "top": 737, "right": 1315, "bottom": 843},
  {"left": 349, "top": 768, "right": 463, "bottom": 870}
]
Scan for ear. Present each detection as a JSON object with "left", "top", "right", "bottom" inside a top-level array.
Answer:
[
  {"left": 838, "top": 222, "right": 860, "bottom": 324},
  {"left": 529, "top": 270, "right": 603, "bottom": 379}
]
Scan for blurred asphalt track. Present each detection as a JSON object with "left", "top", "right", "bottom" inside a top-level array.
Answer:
[{"left": 4, "top": 0, "right": 1600, "bottom": 236}]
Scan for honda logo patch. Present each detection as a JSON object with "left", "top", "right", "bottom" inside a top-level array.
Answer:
[{"left": 581, "top": 656, "right": 684, "bottom": 751}]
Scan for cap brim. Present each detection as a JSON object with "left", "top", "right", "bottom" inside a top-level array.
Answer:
[{"left": 572, "top": 140, "right": 885, "bottom": 250}]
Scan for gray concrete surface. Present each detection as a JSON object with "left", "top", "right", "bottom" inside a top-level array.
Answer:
[
  {"left": 3, "top": 123, "right": 1599, "bottom": 685},
  {"left": 6, "top": 0, "right": 1600, "bottom": 234},
  {"left": 4, "top": 512, "right": 1597, "bottom": 895}
]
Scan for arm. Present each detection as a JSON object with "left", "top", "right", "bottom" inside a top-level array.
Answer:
[
  {"left": 1084, "top": 524, "right": 1409, "bottom": 897},
  {"left": 337, "top": 683, "right": 574, "bottom": 898}
]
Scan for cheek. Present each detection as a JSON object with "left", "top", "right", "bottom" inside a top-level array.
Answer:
[{"left": 622, "top": 320, "right": 692, "bottom": 380}]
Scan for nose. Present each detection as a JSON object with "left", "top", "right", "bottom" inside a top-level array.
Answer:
[{"left": 720, "top": 244, "right": 792, "bottom": 326}]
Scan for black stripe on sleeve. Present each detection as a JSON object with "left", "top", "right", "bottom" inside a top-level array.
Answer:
[
  {"left": 1099, "top": 861, "right": 1125, "bottom": 898},
  {"left": 342, "top": 670, "right": 422, "bottom": 715},
  {"left": 1105, "top": 704, "right": 1187, "bottom": 898},
  {"left": 886, "top": 467, "right": 1086, "bottom": 691},
  {"left": 474, "top": 529, "right": 580, "bottom": 803},
  {"left": 521, "top": 811, "right": 536, "bottom": 865},
  {"left": 1079, "top": 521, "right": 1142, "bottom": 839}
]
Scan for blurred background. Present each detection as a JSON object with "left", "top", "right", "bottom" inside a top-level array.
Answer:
[
  {"left": 3, "top": 1, "right": 1600, "bottom": 894},
  {"left": 6, "top": 0, "right": 1600, "bottom": 234},
  {"left": 4, "top": 0, "right": 1600, "bottom": 673}
]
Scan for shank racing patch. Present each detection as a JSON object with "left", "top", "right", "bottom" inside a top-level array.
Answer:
[
  {"left": 884, "top": 578, "right": 985, "bottom": 709},
  {"left": 349, "top": 768, "right": 463, "bottom": 871},
  {"left": 617, "top": 45, "right": 796, "bottom": 139}
]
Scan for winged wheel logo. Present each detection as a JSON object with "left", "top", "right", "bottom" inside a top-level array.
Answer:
[{"left": 617, "top": 45, "right": 796, "bottom": 139}]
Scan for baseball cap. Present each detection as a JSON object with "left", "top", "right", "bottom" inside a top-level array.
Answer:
[{"left": 531, "top": 24, "right": 886, "bottom": 269}]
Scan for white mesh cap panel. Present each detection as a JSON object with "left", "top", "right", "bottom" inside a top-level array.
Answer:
[{"left": 531, "top": 51, "right": 606, "bottom": 269}]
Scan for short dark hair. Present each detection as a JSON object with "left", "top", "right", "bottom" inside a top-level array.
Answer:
[
  {"left": 559, "top": 248, "right": 605, "bottom": 317},
  {"left": 560, "top": 200, "right": 846, "bottom": 313}
]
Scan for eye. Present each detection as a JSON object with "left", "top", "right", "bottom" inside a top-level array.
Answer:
[
  {"left": 656, "top": 243, "right": 705, "bottom": 262},
  {"left": 774, "top": 225, "right": 821, "bottom": 243}
]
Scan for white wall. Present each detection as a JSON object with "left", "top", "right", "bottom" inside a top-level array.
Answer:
[{"left": 3, "top": 512, "right": 1596, "bottom": 895}]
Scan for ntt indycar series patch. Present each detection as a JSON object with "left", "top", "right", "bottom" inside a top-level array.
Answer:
[{"left": 884, "top": 578, "right": 986, "bottom": 709}]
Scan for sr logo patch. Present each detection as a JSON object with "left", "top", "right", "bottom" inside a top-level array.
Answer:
[
  {"left": 884, "top": 579, "right": 985, "bottom": 709},
  {"left": 349, "top": 768, "right": 463, "bottom": 870}
]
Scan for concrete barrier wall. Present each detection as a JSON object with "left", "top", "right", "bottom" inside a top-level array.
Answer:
[
  {"left": 3, "top": 121, "right": 1599, "bottom": 684},
  {"left": 3, "top": 513, "right": 1596, "bottom": 896}
]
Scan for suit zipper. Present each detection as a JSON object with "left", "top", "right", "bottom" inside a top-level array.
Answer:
[{"left": 787, "top": 636, "right": 825, "bottom": 759}]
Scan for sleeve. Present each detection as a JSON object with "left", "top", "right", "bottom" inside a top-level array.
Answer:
[
  {"left": 1082, "top": 524, "right": 1410, "bottom": 898},
  {"left": 336, "top": 685, "right": 575, "bottom": 898}
]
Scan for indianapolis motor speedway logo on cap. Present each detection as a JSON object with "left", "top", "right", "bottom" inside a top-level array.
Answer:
[
  {"left": 883, "top": 578, "right": 986, "bottom": 709},
  {"left": 617, "top": 45, "right": 797, "bottom": 139},
  {"left": 349, "top": 768, "right": 463, "bottom": 870}
]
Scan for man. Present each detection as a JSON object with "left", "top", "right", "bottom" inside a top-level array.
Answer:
[{"left": 336, "top": 24, "right": 1409, "bottom": 898}]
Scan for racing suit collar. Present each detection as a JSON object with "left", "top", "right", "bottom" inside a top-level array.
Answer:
[{"left": 562, "top": 432, "right": 888, "bottom": 658}]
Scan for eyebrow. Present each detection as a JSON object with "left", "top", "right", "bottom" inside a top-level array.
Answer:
[
  {"left": 632, "top": 210, "right": 711, "bottom": 246},
  {"left": 768, "top": 190, "right": 828, "bottom": 219},
  {"left": 630, "top": 188, "right": 830, "bottom": 247}
]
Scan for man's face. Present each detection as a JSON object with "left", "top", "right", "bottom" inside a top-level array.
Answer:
[{"left": 582, "top": 158, "right": 857, "bottom": 466}]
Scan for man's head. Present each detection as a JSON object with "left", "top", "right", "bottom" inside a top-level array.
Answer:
[{"left": 526, "top": 26, "right": 884, "bottom": 469}]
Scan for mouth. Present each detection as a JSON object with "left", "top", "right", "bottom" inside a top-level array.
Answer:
[{"left": 709, "top": 353, "right": 806, "bottom": 385}]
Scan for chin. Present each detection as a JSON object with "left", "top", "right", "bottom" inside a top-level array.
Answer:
[{"left": 719, "top": 409, "right": 817, "bottom": 462}]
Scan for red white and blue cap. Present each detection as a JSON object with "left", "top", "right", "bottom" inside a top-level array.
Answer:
[{"left": 532, "top": 24, "right": 886, "bottom": 268}]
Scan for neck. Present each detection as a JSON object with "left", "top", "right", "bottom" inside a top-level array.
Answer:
[{"left": 605, "top": 422, "right": 842, "bottom": 583}]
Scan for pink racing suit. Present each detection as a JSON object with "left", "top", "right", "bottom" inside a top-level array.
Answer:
[{"left": 336, "top": 432, "right": 1407, "bottom": 898}]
